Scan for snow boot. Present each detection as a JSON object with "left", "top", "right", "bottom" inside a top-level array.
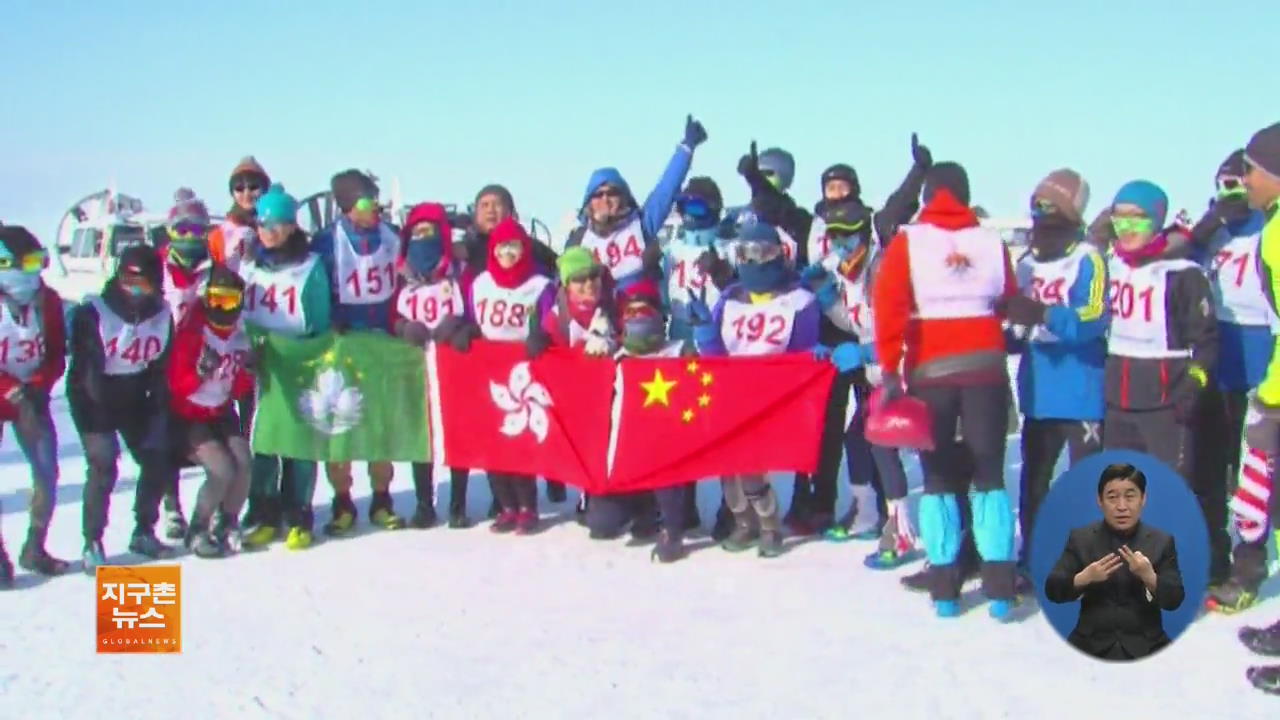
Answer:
[
  {"left": 488, "top": 496, "right": 501, "bottom": 520},
  {"left": 185, "top": 518, "right": 224, "bottom": 559},
  {"left": 323, "top": 494, "right": 358, "bottom": 537},
  {"left": 711, "top": 500, "right": 735, "bottom": 542},
  {"left": 721, "top": 517, "right": 759, "bottom": 553},
  {"left": 369, "top": 491, "right": 406, "bottom": 530},
  {"left": 242, "top": 496, "right": 281, "bottom": 548},
  {"left": 514, "top": 509, "right": 539, "bottom": 535},
  {"left": 826, "top": 485, "right": 882, "bottom": 542},
  {"left": 1241, "top": 622, "right": 1280, "bottom": 657},
  {"left": 1205, "top": 580, "right": 1259, "bottom": 615},
  {"left": 164, "top": 509, "right": 188, "bottom": 541},
  {"left": 935, "top": 599, "right": 960, "bottom": 618},
  {"left": 1248, "top": 666, "right": 1280, "bottom": 696},
  {"left": 411, "top": 503, "right": 439, "bottom": 529},
  {"left": 651, "top": 529, "right": 686, "bottom": 564},
  {"left": 546, "top": 480, "right": 567, "bottom": 503},
  {"left": 491, "top": 510, "right": 519, "bottom": 534},
  {"left": 411, "top": 468, "right": 439, "bottom": 529},
  {"left": 285, "top": 526, "right": 313, "bottom": 550},
  {"left": 629, "top": 509, "right": 660, "bottom": 543},
  {"left": 128, "top": 528, "right": 171, "bottom": 559},
  {"left": 989, "top": 598, "right": 1015, "bottom": 622},
  {"left": 758, "top": 530, "right": 785, "bottom": 558},
  {"left": 82, "top": 540, "right": 107, "bottom": 575},
  {"left": 18, "top": 539, "right": 69, "bottom": 576},
  {"left": 214, "top": 511, "right": 243, "bottom": 554},
  {"left": 574, "top": 494, "right": 589, "bottom": 526},
  {"left": 864, "top": 547, "right": 923, "bottom": 569},
  {"left": 448, "top": 512, "right": 473, "bottom": 530}
]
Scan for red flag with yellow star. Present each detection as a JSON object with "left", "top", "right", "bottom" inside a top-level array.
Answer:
[{"left": 604, "top": 354, "right": 835, "bottom": 493}]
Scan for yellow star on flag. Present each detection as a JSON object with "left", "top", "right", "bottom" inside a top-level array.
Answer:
[
  {"left": 700, "top": 372, "right": 713, "bottom": 387},
  {"left": 640, "top": 369, "right": 678, "bottom": 408},
  {"left": 698, "top": 393, "right": 711, "bottom": 408},
  {"left": 682, "top": 409, "right": 695, "bottom": 423},
  {"left": 686, "top": 360, "right": 699, "bottom": 374}
]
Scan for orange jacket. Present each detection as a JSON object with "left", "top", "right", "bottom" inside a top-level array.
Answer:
[
  {"left": 872, "top": 190, "right": 1016, "bottom": 379},
  {"left": 208, "top": 214, "right": 254, "bottom": 267}
]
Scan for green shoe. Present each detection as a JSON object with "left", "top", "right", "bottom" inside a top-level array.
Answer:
[
  {"left": 1206, "top": 581, "right": 1259, "bottom": 615},
  {"left": 823, "top": 526, "right": 854, "bottom": 543},
  {"left": 371, "top": 507, "right": 406, "bottom": 530},
  {"left": 242, "top": 524, "right": 279, "bottom": 549},
  {"left": 323, "top": 509, "right": 356, "bottom": 537}
]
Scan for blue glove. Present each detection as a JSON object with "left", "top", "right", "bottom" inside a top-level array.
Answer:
[
  {"left": 813, "top": 344, "right": 834, "bottom": 361},
  {"left": 859, "top": 343, "right": 877, "bottom": 365},
  {"left": 831, "top": 342, "right": 865, "bottom": 372},
  {"left": 815, "top": 279, "right": 839, "bottom": 311},
  {"left": 693, "top": 323, "right": 719, "bottom": 351},
  {"left": 685, "top": 288, "right": 713, "bottom": 326},
  {"left": 683, "top": 114, "right": 708, "bottom": 150}
]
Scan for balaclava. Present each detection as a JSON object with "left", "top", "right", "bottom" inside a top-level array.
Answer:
[
  {"left": 735, "top": 222, "right": 790, "bottom": 293},
  {"left": 922, "top": 162, "right": 971, "bottom": 207},
  {"left": 166, "top": 188, "right": 211, "bottom": 269},
  {"left": 111, "top": 244, "right": 163, "bottom": 315},
  {"left": 619, "top": 276, "right": 666, "bottom": 355},
  {"left": 486, "top": 217, "right": 535, "bottom": 289},
  {"left": 0, "top": 226, "right": 45, "bottom": 305},
  {"left": 401, "top": 203, "right": 453, "bottom": 280},
  {"left": 1029, "top": 169, "right": 1090, "bottom": 261}
]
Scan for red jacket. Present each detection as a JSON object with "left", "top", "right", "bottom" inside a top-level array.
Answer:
[
  {"left": 0, "top": 286, "right": 66, "bottom": 421},
  {"left": 873, "top": 190, "right": 1016, "bottom": 379},
  {"left": 167, "top": 305, "right": 253, "bottom": 422}
]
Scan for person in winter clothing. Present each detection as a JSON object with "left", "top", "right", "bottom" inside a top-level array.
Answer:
[
  {"left": 390, "top": 202, "right": 471, "bottom": 529},
  {"left": 454, "top": 217, "right": 557, "bottom": 534},
  {"left": 310, "top": 170, "right": 405, "bottom": 534},
  {"left": 662, "top": 177, "right": 735, "bottom": 342},
  {"left": 71, "top": 245, "right": 176, "bottom": 569},
  {"left": 153, "top": 188, "right": 214, "bottom": 539},
  {"left": 1000, "top": 169, "right": 1108, "bottom": 579},
  {"left": 1101, "top": 180, "right": 1218, "bottom": 481},
  {"left": 0, "top": 226, "right": 68, "bottom": 577},
  {"left": 166, "top": 265, "right": 254, "bottom": 558},
  {"left": 873, "top": 161, "right": 1021, "bottom": 620},
  {"left": 238, "top": 185, "right": 332, "bottom": 551},
  {"left": 209, "top": 156, "right": 269, "bottom": 272},
  {"left": 567, "top": 115, "right": 707, "bottom": 292},
  {"left": 1182, "top": 150, "right": 1274, "bottom": 610},
  {"left": 528, "top": 247, "right": 618, "bottom": 357},
  {"left": 690, "top": 221, "right": 821, "bottom": 558},
  {"left": 739, "top": 138, "right": 930, "bottom": 535},
  {"left": 1237, "top": 121, "right": 1280, "bottom": 696},
  {"left": 458, "top": 184, "right": 559, "bottom": 279}
]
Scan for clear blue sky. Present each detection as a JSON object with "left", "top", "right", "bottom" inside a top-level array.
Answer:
[{"left": 2, "top": 0, "right": 1276, "bottom": 239}]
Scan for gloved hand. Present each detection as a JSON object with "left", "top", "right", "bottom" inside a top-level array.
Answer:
[
  {"left": 1172, "top": 368, "right": 1208, "bottom": 424},
  {"left": 692, "top": 323, "right": 719, "bottom": 352},
  {"left": 396, "top": 319, "right": 433, "bottom": 348},
  {"left": 196, "top": 344, "right": 220, "bottom": 379},
  {"left": 526, "top": 306, "right": 552, "bottom": 359},
  {"left": 997, "top": 294, "right": 1049, "bottom": 327},
  {"left": 682, "top": 114, "right": 708, "bottom": 150},
  {"left": 685, "top": 288, "right": 713, "bottom": 327},
  {"left": 832, "top": 342, "right": 868, "bottom": 372},
  {"left": 696, "top": 249, "right": 733, "bottom": 290},
  {"left": 737, "top": 140, "right": 761, "bottom": 179},
  {"left": 814, "top": 277, "right": 839, "bottom": 311},
  {"left": 433, "top": 315, "right": 463, "bottom": 344},
  {"left": 812, "top": 344, "right": 833, "bottom": 361},
  {"left": 911, "top": 133, "right": 933, "bottom": 171},
  {"left": 877, "top": 373, "right": 905, "bottom": 408},
  {"left": 451, "top": 323, "right": 478, "bottom": 353}
]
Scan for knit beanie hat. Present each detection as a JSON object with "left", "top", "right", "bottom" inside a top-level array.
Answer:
[
  {"left": 330, "top": 170, "right": 379, "bottom": 213},
  {"left": 680, "top": 176, "right": 724, "bottom": 215},
  {"left": 1218, "top": 149, "right": 1248, "bottom": 179},
  {"left": 255, "top": 184, "right": 299, "bottom": 226},
  {"left": 557, "top": 246, "right": 599, "bottom": 283},
  {"left": 1112, "top": 180, "right": 1169, "bottom": 228},
  {"left": 758, "top": 148, "right": 795, "bottom": 192},
  {"left": 167, "top": 188, "right": 211, "bottom": 227},
  {"left": 820, "top": 164, "right": 861, "bottom": 199},
  {"left": 474, "top": 184, "right": 516, "bottom": 215},
  {"left": 1031, "top": 169, "right": 1090, "bottom": 224},
  {"left": 0, "top": 225, "right": 41, "bottom": 258},
  {"left": 1245, "top": 123, "right": 1280, "bottom": 178},
  {"left": 922, "top": 162, "right": 971, "bottom": 207},
  {"left": 229, "top": 156, "right": 270, "bottom": 192}
]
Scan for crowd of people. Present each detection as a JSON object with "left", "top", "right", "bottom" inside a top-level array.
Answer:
[{"left": 0, "top": 115, "right": 1278, "bottom": 691}]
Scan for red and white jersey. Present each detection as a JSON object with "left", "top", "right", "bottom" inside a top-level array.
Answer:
[
  {"left": 469, "top": 273, "right": 551, "bottom": 342},
  {"left": 333, "top": 222, "right": 399, "bottom": 306},
  {"left": 905, "top": 224, "right": 1005, "bottom": 319},
  {"left": 186, "top": 323, "right": 251, "bottom": 409},
  {"left": 241, "top": 255, "right": 319, "bottom": 336},
  {"left": 1106, "top": 255, "right": 1197, "bottom": 360},
  {"left": 580, "top": 218, "right": 645, "bottom": 281},
  {"left": 163, "top": 262, "right": 204, "bottom": 325},
  {"left": 0, "top": 302, "right": 45, "bottom": 382},
  {"left": 818, "top": 243, "right": 877, "bottom": 342},
  {"left": 90, "top": 296, "right": 170, "bottom": 376},
  {"left": 720, "top": 288, "right": 813, "bottom": 357},
  {"left": 1206, "top": 227, "right": 1269, "bottom": 326},
  {"left": 217, "top": 220, "right": 256, "bottom": 275},
  {"left": 396, "top": 278, "right": 464, "bottom": 330}
]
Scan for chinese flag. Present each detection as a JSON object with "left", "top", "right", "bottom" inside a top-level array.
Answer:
[
  {"left": 428, "top": 340, "right": 614, "bottom": 491},
  {"left": 605, "top": 354, "right": 835, "bottom": 493}
]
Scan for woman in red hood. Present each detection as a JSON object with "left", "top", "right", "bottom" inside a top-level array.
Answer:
[
  {"left": 390, "top": 202, "right": 474, "bottom": 529},
  {"left": 451, "top": 217, "right": 557, "bottom": 534}
]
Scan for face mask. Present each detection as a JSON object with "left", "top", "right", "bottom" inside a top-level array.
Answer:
[
  {"left": 0, "top": 270, "right": 40, "bottom": 304},
  {"left": 169, "top": 241, "right": 208, "bottom": 268},
  {"left": 737, "top": 256, "right": 788, "bottom": 292},
  {"left": 623, "top": 314, "right": 665, "bottom": 354},
  {"left": 1030, "top": 215, "right": 1079, "bottom": 260},
  {"left": 406, "top": 239, "right": 444, "bottom": 276}
]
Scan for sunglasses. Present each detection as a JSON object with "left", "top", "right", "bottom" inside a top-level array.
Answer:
[
  {"left": 734, "top": 241, "right": 784, "bottom": 264},
  {"left": 205, "top": 286, "right": 243, "bottom": 311},
  {"left": 1110, "top": 216, "right": 1154, "bottom": 235},
  {"left": 591, "top": 188, "right": 623, "bottom": 201},
  {"left": 233, "top": 183, "right": 263, "bottom": 194},
  {"left": 0, "top": 251, "right": 48, "bottom": 274},
  {"left": 168, "top": 223, "right": 209, "bottom": 240},
  {"left": 677, "top": 196, "right": 711, "bottom": 219}
]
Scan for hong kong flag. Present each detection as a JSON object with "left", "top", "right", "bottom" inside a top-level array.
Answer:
[
  {"left": 428, "top": 341, "right": 613, "bottom": 490},
  {"left": 605, "top": 354, "right": 834, "bottom": 494}
]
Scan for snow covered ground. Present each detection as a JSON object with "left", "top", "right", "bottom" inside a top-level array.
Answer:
[{"left": 1, "top": 376, "right": 1276, "bottom": 719}]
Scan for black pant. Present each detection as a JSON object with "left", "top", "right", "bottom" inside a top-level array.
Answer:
[
  {"left": 585, "top": 489, "right": 686, "bottom": 537},
  {"left": 490, "top": 473, "right": 536, "bottom": 512},
  {"left": 845, "top": 382, "right": 903, "bottom": 513},
  {"left": 81, "top": 426, "right": 173, "bottom": 541},
  {"left": 1191, "top": 389, "right": 1242, "bottom": 584},
  {"left": 411, "top": 463, "right": 469, "bottom": 516},
  {"left": 1019, "top": 418, "right": 1102, "bottom": 564},
  {"left": 1103, "top": 406, "right": 1191, "bottom": 477},
  {"left": 792, "top": 371, "right": 853, "bottom": 518}
]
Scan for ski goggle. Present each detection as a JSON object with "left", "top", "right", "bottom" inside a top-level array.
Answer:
[
  {"left": 168, "top": 223, "right": 209, "bottom": 240},
  {"left": 410, "top": 223, "right": 439, "bottom": 240},
  {"left": 1217, "top": 176, "right": 1248, "bottom": 198},
  {"left": 1110, "top": 216, "right": 1155, "bottom": 235},
  {"left": 1030, "top": 198, "right": 1064, "bottom": 219},
  {"left": 734, "top": 241, "right": 784, "bottom": 264},
  {"left": 119, "top": 272, "right": 155, "bottom": 295},
  {"left": 0, "top": 250, "right": 48, "bottom": 274},
  {"left": 205, "top": 286, "right": 243, "bottom": 311},
  {"left": 676, "top": 195, "right": 712, "bottom": 219}
]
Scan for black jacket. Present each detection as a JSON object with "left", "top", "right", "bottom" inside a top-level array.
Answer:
[
  {"left": 1044, "top": 520, "right": 1184, "bottom": 660},
  {"left": 1104, "top": 233, "right": 1218, "bottom": 411},
  {"left": 67, "top": 283, "right": 172, "bottom": 434},
  {"left": 460, "top": 227, "right": 559, "bottom": 278}
]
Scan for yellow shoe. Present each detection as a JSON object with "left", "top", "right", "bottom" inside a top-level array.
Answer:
[
  {"left": 285, "top": 527, "right": 313, "bottom": 550},
  {"left": 371, "top": 508, "right": 406, "bottom": 530},
  {"left": 243, "top": 524, "right": 278, "bottom": 548}
]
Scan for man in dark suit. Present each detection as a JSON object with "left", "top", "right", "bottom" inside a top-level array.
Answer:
[{"left": 1044, "top": 463, "right": 1185, "bottom": 661}]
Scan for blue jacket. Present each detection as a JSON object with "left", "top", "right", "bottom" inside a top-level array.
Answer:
[
  {"left": 310, "top": 217, "right": 395, "bottom": 333},
  {"left": 1011, "top": 244, "right": 1109, "bottom": 421}
]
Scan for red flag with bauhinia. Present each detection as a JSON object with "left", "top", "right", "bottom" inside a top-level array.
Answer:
[
  {"left": 428, "top": 340, "right": 613, "bottom": 491},
  {"left": 604, "top": 353, "right": 835, "bottom": 494}
]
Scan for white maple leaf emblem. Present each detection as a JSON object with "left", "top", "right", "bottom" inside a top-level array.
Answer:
[
  {"left": 298, "top": 368, "right": 364, "bottom": 436},
  {"left": 490, "top": 361, "right": 553, "bottom": 443}
]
